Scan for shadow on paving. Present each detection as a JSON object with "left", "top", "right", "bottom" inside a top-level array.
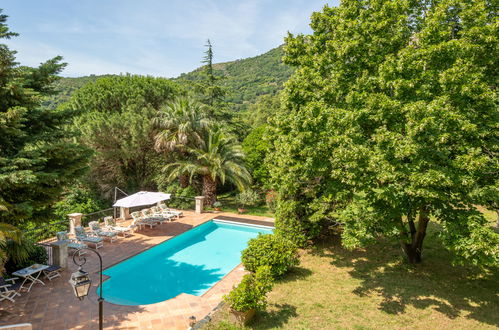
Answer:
[{"left": 311, "top": 223, "right": 499, "bottom": 327}]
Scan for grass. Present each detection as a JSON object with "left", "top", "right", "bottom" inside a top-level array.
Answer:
[
  {"left": 212, "top": 195, "right": 274, "bottom": 218},
  {"left": 204, "top": 223, "right": 499, "bottom": 329}
]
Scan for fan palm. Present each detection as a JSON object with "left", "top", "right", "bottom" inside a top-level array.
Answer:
[
  {"left": 154, "top": 95, "right": 212, "bottom": 152},
  {"left": 164, "top": 128, "right": 251, "bottom": 205},
  {"left": 154, "top": 95, "right": 212, "bottom": 187},
  {"left": 0, "top": 222, "right": 23, "bottom": 275}
]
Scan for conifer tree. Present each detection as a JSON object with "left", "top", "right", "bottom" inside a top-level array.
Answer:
[{"left": 0, "top": 10, "right": 91, "bottom": 225}]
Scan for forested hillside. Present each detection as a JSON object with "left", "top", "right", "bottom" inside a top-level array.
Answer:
[
  {"left": 43, "top": 46, "right": 293, "bottom": 112},
  {"left": 176, "top": 46, "right": 293, "bottom": 111},
  {"left": 42, "top": 74, "right": 113, "bottom": 109}
]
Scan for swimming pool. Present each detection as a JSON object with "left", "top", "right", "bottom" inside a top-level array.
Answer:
[{"left": 100, "top": 219, "right": 273, "bottom": 305}]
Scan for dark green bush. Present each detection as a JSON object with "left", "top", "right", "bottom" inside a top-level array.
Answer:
[
  {"left": 4, "top": 241, "right": 48, "bottom": 274},
  {"left": 241, "top": 233, "right": 299, "bottom": 278},
  {"left": 224, "top": 265, "right": 273, "bottom": 312}
]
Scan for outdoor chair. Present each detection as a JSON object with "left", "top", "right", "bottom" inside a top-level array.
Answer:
[
  {"left": 131, "top": 211, "right": 156, "bottom": 229},
  {"left": 104, "top": 216, "right": 135, "bottom": 237},
  {"left": 139, "top": 209, "right": 164, "bottom": 226},
  {"left": 74, "top": 226, "right": 104, "bottom": 249},
  {"left": 152, "top": 206, "right": 175, "bottom": 222},
  {"left": 0, "top": 276, "right": 22, "bottom": 303},
  {"left": 56, "top": 231, "right": 87, "bottom": 256},
  {"left": 159, "top": 203, "right": 183, "bottom": 218},
  {"left": 89, "top": 221, "right": 118, "bottom": 243},
  {"left": 42, "top": 265, "right": 62, "bottom": 281}
]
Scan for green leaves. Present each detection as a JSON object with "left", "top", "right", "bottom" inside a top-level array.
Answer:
[
  {"left": 269, "top": 0, "right": 498, "bottom": 266},
  {"left": 0, "top": 13, "right": 90, "bottom": 225},
  {"left": 69, "top": 75, "right": 180, "bottom": 193}
]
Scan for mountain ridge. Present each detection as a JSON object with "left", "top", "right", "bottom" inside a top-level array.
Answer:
[{"left": 44, "top": 46, "right": 293, "bottom": 112}]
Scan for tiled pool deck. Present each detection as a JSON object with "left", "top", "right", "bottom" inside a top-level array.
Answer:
[{"left": 0, "top": 211, "right": 274, "bottom": 330}]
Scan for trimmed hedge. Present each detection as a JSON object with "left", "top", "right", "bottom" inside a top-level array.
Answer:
[
  {"left": 224, "top": 265, "right": 273, "bottom": 312},
  {"left": 241, "top": 233, "right": 299, "bottom": 278}
]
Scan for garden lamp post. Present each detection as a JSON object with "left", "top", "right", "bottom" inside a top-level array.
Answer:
[{"left": 69, "top": 247, "right": 104, "bottom": 330}]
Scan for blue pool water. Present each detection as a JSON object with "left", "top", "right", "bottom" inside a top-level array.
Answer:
[{"left": 100, "top": 220, "right": 273, "bottom": 305}]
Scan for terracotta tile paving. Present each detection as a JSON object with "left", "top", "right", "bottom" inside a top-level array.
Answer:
[{"left": 0, "top": 211, "right": 274, "bottom": 330}]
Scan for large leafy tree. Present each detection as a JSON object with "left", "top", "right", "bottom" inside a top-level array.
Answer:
[
  {"left": 268, "top": 0, "right": 498, "bottom": 265},
  {"left": 68, "top": 75, "right": 181, "bottom": 194},
  {"left": 164, "top": 127, "right": 251, "bottom": 205},
  {"left": 0, "top": 10, "right": 90, "bottom": 226}
]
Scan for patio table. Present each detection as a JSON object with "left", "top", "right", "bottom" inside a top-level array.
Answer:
[{"left": 12, "top": 263, "right": 49, "bottom": 292}]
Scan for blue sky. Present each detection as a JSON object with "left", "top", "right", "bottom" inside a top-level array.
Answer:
[{"left": 2, "top": 0, "right": 336, "bottom": 78}]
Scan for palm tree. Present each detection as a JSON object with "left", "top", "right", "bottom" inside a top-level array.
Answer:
[
  {"left": 0, "top": 222, "right": 23, "bottom": 275},
  {"left": 154, "top": 95, "right": 212, "bottom": 187},
  {"left": 164, "top": 128, "right": 252, "bottom": 205}
]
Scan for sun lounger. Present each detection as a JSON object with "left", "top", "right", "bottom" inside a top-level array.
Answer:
[
  {"left": 152, "top": 206, "right": 176, "bottom": 222},
  {"left": 140, "top": 209, "right": 165, "bottom": 226},
  {"left": 74, "top": 226, "right": 104, "bottom": 249},
  {"left": 56, "top": 231, "right": 87, "bottom": 255},
  {"left": 89, "top": 221, "right": 118, "bottom": 243},
  {"left": 104, "top": 216, "right": 135, "bottom": 237},
  {"left": 159, "top": 203, "right": 183, "bottom": 218},
  {"left": 131, "top": 211, "right": 156, "bottom": 229}
]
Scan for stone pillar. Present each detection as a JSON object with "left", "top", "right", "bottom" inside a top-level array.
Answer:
[
  {"left": 120, "top": 207, "right": 131, "bottom": 220},
  {"left": 195, "top": 196, "right": 205, "bottom": 214},
  {"left": 50, "top": 240, "right": 68, "bottom": 268},
  {"left": 68, "top": 213, "right": 83, "bottom": 235}
]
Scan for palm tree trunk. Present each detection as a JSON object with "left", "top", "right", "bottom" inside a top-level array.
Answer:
[
  {"left": 179, "top": 174, "right": 189, "bottom": 188},
  {"left": 202, "top": 175, "right": 217, "bottom": 205}
]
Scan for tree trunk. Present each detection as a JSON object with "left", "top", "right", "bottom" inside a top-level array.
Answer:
[
  {"left": 179, "top": 174, "right": 189, "bottom": 188},
  {"left": 402, "top": 206, "right": 430, "bottom": 264},
  {"left": 202, "top": 175, "right": 217, "bottom": 206}
]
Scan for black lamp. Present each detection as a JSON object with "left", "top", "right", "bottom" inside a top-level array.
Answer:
[
  {"left": 69, "top": 267, "right": 91, "bottom": 300},
  {"left": 70, "top": 247, "right": 104, "bottom": 330}
]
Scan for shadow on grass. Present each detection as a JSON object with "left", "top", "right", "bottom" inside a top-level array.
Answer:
[
  {"left": 314, "top": 223, "right": 499, "bottom": 327},
  {"left": 250, "top": 304, "right": 298, "bottom": 329},
  {"left": 276, "top": 266, "right": 313, "bottom": 284}
]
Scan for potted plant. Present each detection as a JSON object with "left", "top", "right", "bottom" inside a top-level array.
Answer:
[
  {"left": 212, "top": 201, "right": 222, "bottom": 212},
  {"left": 224, "top": 266, "right": 273, "bottom": 325},
  {"left": 235, "top": 190, "right": 260, "bottom": 214}
]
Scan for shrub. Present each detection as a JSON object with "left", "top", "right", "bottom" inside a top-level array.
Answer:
[
  {"left": 4, "top": 241, "right": 48, "bottom": 274},
  {"left": 213, "top": 201, "right": 222, "bottom": 208},
  {"left": 224, "top": 265, "right": 273, "bottom": 312},
  {"left": 236, "top": 190, "right": 260, "bottom": 208},
  {"left": 265, "top": 190, "right": 277, "bottom": 212},
  {"left": 241, "top": 233, "right": 299, "bottom": 278}
]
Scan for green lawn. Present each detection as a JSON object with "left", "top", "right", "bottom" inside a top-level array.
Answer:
[
  {"left": 205, "top": 222, "right": 499, "bottom": 329},
  {"left": 211, "top": 195, "right": 274, "bottom": 218}
]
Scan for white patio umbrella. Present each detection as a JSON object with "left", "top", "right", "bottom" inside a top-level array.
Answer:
[{"left": 113, "top": 191, "right": 171, "bottom": 208}]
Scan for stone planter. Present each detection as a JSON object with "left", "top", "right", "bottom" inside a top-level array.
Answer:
[
  {"left": 229, "top": 308, "right": 255, "bottom": 325},
  {"left": 237, "top": 208, "right": 247, "bottom": 214},
  {"left": 214, "top": 207, "right": 222, "bottom": 212}
]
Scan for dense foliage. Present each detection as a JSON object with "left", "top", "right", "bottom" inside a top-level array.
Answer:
[
  {"left": 241, "top": 233, "right": 299, "bottom": 278},
  {"left": 0, "top": 11, "right": 91, "bottom": 226},
  {"left": 224, "top": 265, "right": 274, "bottom": 312},
  {"left": 163, "top": 125, "right": 251, "bottom": 205},
  {"left": 67, "top": 75, "right": 181, "bottom": 195},
  {"left": 177, "top": 46, "right": 293, "bottom": 112},
  {"left": 268, "top": 0, "right": 498, "bottom": 266}
]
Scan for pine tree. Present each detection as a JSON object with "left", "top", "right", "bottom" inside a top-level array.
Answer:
[{"left": 0, "top": 10, "right": 91, "bottom": 226}]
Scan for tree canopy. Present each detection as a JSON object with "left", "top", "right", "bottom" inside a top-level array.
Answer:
[
  {"left": 67, "top": 75, "right": 181, "bottom": 194},
  {"left": 0, "top": 10, "right": 90, "bottom": 225},
  {"left": 268, "top": 0, "right": 498, "bottom": 266}
]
